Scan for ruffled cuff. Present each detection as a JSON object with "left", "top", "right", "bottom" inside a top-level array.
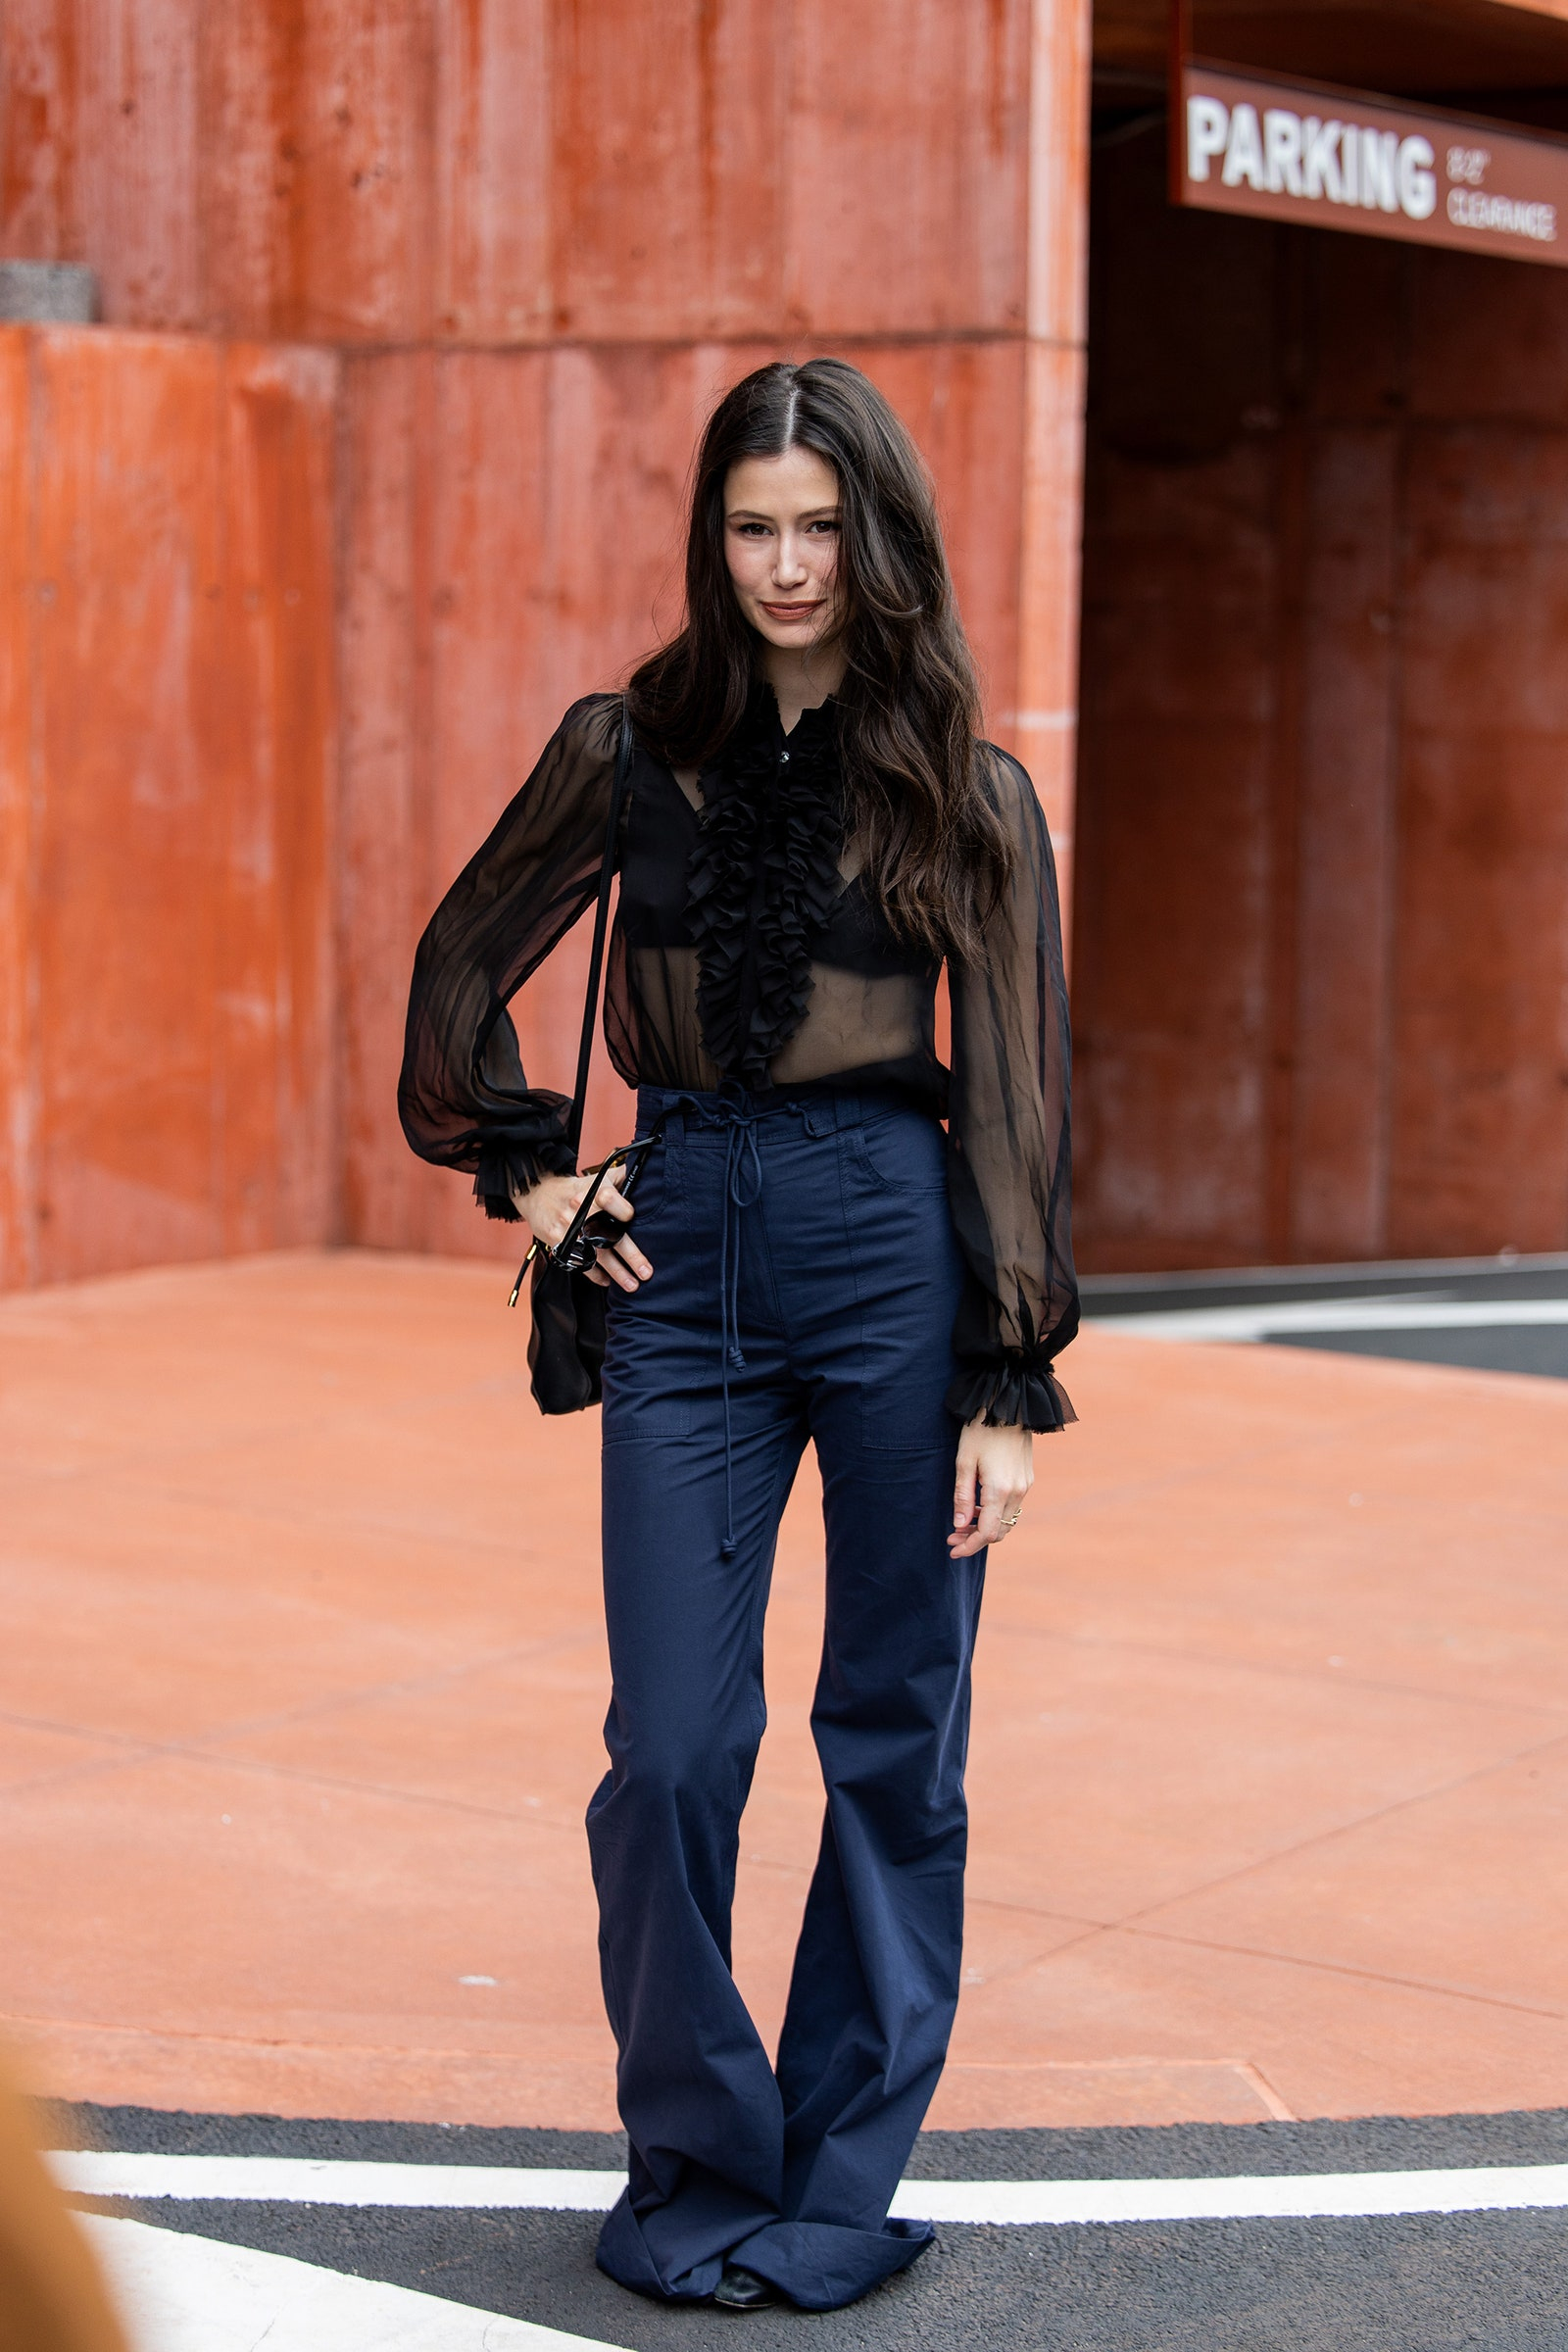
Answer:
[
  {"left": 947, "top": 1352, "right": 1077, "bottom": 1435},
  {"left": 473, "top": 1134, "right": 578, "bottom": 1223}
]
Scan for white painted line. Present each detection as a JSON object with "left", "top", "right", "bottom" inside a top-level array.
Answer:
[
  {"left": 82, "top": 2214, "right": 632, "bottom": 2352},
  {"left": 54, "top": 2151, "right": 1568, "bottom": 2228},
  {"left": 1098, "top": 1296, "right": 1568, "bottom": 1344},
  {"left": 894, "top": 2165, "right": 1568, "bottom": 2226},
  {"left": 56, "top": 2154, "right": 624, "bottom": 2210}
]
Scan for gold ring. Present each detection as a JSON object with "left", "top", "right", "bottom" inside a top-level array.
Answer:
[{"left": 1002, "top": 1512, "right": 1021, "bottom": 1529}]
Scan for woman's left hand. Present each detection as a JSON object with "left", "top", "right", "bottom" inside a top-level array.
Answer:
[{"left": 949, "top": 1419, "right": 1034, "bottom": 1557}]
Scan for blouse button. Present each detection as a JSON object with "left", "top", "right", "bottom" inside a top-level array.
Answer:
[{"left": 780, "top": 751, "right": 790, "bottom": 764}]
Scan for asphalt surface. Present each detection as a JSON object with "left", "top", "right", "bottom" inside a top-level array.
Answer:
[
  {"left": 1081, "top": 1251, "right": 1568, "bottom": 1380},
  {"left": 49, "top": 2101, "right": 1568, "bottom": 2351}
]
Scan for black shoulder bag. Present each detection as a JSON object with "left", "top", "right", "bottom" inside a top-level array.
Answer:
[{"left": 511, "top": 705, "right": 638, "bottom": 1415}]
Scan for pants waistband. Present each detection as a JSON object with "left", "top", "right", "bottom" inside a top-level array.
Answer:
[{"left": 636, "top": 1083, "right": 912, "bottom": 1142}]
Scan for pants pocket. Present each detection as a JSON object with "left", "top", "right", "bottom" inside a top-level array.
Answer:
[
  {"left": 842, "top": 1130, "right": 964, "bottom": 1454},
  {"left": 602, "top": 1367, "right": 693, "bottom": 1443},
  {"left": 601, "top": 1291, "right": 694, "bottom": 1442},
  {"left": 849, "top": 1107, "right": 949, "bottom": 1195}
]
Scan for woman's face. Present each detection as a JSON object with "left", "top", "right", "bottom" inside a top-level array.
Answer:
[{"left": 722, "top": 447, "right": 844, "bottom": 654}]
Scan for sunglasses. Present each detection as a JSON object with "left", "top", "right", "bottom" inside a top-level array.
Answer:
[{"left": 509, "top": 1134, "right": 662, "bottom": 1305}]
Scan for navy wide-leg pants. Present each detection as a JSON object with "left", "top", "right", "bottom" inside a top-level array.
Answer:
[{"left": 588, "top": 1086, "right": 985, "bottom": 2312}]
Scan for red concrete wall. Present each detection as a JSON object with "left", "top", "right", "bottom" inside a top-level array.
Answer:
[
  {"left": 0, "top": 325, "right": 337, "bottom": 1289},
  {"left": 1073, "top": 130, "right": 1568, "bottom": 1270},
  {"left": 1, "top": 2, "right": 1036, "bottom": 345},
  {"left": 0, "top": 1, "right": 1092, "bottom": 1281}
]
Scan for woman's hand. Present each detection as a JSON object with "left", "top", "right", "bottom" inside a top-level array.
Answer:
[
  {"left": 513, "top": 1171, "right": 653, "bottom": 1294},
  {"left": 949, "top": 1418, "right": 1034, "bottom": 1557}
]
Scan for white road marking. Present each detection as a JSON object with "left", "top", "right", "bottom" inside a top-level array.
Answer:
[
  {"left": 1097, "top": 1296, "right": 1568, "bottom": 1344},
  {"left": 894, "top": 2166, "right": 1568, "bottom": 2225},
  {"left": 59, "top": 2155, "right": 623, "bottom": 2210},
  {"left": 82, "top": 2214, "right": 631, "bottom": 2352},
  {"left": 54, "top": 2151, "right": 1568, "bottom": 2228}
]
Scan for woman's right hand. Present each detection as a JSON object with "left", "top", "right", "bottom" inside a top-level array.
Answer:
[{"left": 513, "top": 1171, "right": 652, "bottom": 1293}]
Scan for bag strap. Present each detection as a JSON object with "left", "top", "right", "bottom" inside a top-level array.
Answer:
[{"left": 565, "top": 701, "right": 634, "bottom": 1158}]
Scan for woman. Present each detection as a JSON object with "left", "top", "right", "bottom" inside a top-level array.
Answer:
[{"left": 399, "top": 358, "right": 1077, "bottom": 2315}]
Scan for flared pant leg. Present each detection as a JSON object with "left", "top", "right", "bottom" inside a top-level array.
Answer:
[
  {"left": 590, "top": 1365, "right": 808, "bottom": 2304},
  {"left": 588, "top": 1089, "right": 979, "bottom": 2312},
  {"left": 734, "top": 1437, "right": 983, "bottom": 2302}
]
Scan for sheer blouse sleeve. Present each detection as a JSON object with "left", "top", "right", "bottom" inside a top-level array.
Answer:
[
  {"left": 398, "top": 693, "right": 622, "bottom": 1221},
  {"left": 944, "top": 745, "right": 1080, "bottom": 1433}
]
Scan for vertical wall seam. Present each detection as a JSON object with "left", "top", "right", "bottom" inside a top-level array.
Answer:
[
  {"left": 1377, "top": 251, "right": 1412, "bottom": 1260},
  {"left": 214, "top": 341, "right": 231, "bottom": 1253},
  {"left": 409, "top": 347, "right": 438, "bottom": 1254},
  {"left": 22, "top": 328, "right": 45, "bottom": 1288},
  {"left": 1267, "top": 225, "right": 1308, "bottom": 1264},
  {"left": 324, "top": 347, "right": 350, "bottom": 1250}
]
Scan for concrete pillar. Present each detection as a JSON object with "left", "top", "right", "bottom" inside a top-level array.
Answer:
[{"left": 1017, "top": 0, "right": 1093, "bottom": 931}]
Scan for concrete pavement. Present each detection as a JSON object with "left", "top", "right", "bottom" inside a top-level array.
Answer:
[{"left": 4, "top": 1246, "right": 1567, "bottom": 2343}]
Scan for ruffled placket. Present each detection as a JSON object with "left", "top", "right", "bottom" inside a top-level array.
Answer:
[{"left": 685, "top": 690, "right": 846, "bottom": 1090}]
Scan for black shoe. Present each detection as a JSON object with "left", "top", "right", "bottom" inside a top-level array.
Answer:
[{"left": 713, "top": 2263, "right": 781, "bottom": 2311}]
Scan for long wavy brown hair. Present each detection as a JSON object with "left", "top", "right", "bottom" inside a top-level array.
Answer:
[{"left": 625, "top": 357, "right": 1012, "bottom": 960}]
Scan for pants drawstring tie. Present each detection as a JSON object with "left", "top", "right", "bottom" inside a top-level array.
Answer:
[{"left": 717, "top": 1106, "right": 764, "bottom": 1557}]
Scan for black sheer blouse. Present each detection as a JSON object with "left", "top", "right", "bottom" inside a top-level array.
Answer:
[{"left": 399, "top": 687, "right": 1078, "bottom": 1432}]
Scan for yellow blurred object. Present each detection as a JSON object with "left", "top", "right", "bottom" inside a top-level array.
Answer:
[{"left": 0, "top": 2059, "right": 127, "bottom": 2352}]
